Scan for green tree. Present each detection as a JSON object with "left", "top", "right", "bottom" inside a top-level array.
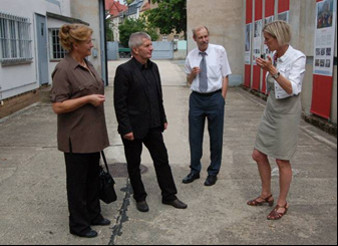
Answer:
[
  {"left": 119, "top": 17, "right": 159, "bottom": 47},
  {"left": 145, "top": 0, "right": 186, "bottom": 38},
  {"left": 105, "top": 18, "right": 114, "bottom": 41}
]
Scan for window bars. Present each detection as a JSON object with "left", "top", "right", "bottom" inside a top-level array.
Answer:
[
  {"left": 0, "top": 12, "right": 32, "bottom": 65},
  {"left": 49, "top": 28, "right": 67, "bottom": 60}
]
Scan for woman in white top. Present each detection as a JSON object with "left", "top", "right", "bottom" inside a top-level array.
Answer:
[{"left": 247, "top": 20, "right": 306, "bottom": 220}]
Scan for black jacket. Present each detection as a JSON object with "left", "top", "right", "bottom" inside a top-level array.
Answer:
[{"left": 114, "top": 58, "right": 167, "bottom": 139}]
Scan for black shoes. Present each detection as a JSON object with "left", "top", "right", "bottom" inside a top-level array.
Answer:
[
  {"left": 162, "top": 199, "right": 188, "bottom": 209},
  {"left": 137, "top": 199, "right": 187, "bottom": 211},
  {"left": 183, "top": 172, "right": 217, "bottom": 186},
  {"left": 70, "top": 217, "right": 110, "bottom": 238},
  {"left": 204, "top": 175, "right": 217, "bottom": 186},
  {"left": 182, "top": 172, "right": 200, "bottom": 184},
  {"left": 70, "top": 229, "right": 98, "bottom": 238},
  {"left": 91, "top": 218, "right": 111, "bottom": 226},
  {"left": 136, "top": 201, "right": 149, "bottom": 212}
]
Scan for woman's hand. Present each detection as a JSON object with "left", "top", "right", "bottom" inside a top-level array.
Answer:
[
  {"left": 256, "top": 56, "right": 274, "bottom": 73},
  {"left": 88, "top": 94, "right": 105, "bottom": 107},
  {"left": 52, "top": 94, "right": 105, "bottom": 114}
]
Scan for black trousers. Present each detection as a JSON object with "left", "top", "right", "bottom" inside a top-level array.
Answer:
[
  {"left": 122, "top": 128, "right": 177, "bottom": 203},
  {"left": 64, "top": 152, "right": 103, "bottom": 235}
]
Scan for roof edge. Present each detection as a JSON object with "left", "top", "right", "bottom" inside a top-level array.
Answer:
[{"left": 46, "top": 12, "right": 89, "bottom": 25}]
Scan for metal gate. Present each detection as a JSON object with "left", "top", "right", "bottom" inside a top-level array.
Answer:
[
  {"left": 107, "top": 41, "right": 119, "bottom": 60},
  {"left": 107, "top": 41, "right": 174, "bottom": 60},
  {"left": 152, "top": 41, "right": 173, "bottom": 60}
]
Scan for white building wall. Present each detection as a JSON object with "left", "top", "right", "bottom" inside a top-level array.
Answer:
[
  {"left": 0, "top": 0, "right": 71, "bottom": 100},
  {"left": 46, "top": 17, "right": 69, "bottom": 84},
  {"left": 70, "top": 0, "right": 102, "bottom": 75},
  {"left": 186, "top": 0, "right": 245, "bottom": 86}
]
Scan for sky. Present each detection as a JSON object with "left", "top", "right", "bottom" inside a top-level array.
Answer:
[{"left": 118, "top": 0, "right": 127, "bottom": 5}]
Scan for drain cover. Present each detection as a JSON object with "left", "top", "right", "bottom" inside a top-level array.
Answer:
[{"left": 107, "top": 163, "right": 148, "bottom": 178}]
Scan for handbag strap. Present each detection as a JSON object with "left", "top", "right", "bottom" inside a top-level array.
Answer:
[
  {"left": 101, "top": 151, "right": 113, "bottom": 180},
  {"left": 100, "top": 150, "right": 116, "bottom": 184}
]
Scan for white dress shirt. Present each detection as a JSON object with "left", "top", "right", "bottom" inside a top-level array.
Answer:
[
  {"left": 185, "top": 44, "right": 232, "bottom": 93},
  {"left": 268, "top": 45, "right": 306, "bottom": 99}
]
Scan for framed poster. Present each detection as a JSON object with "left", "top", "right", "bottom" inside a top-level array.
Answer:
[
  {"left": 311, "top": 0, "right": 337, "bottom": 119},
  {"left": 245, "top": 23, "right": 252, "bottom": 65},
  {"left": 313, "top": 0, "right": 336, "bottom": 76}
]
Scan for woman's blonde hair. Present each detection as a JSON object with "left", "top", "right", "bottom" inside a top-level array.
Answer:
[
  {"left": 59, "top": 24, "right": 93, "bottom": 51},
  {"left": 263, "top": 20, "right": 291, "bottom": 46}
]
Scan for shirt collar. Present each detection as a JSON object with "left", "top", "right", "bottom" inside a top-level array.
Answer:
[
  {"left": 64, "top": 53, "right": 89, "bottom": 70},
  {"left": 278, "top": 45, "right": 293, "bottom": 63},
  {"left": 199, "top": 45, "right": 210, "bottom": 56},
  {"left": 133, "top": 57, "right": 152, "bottom": 70}
]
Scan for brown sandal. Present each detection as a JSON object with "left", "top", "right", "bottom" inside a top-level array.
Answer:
[
  {"left": 267, "top": 203, "right": 288, "bottom": 220},
  {"left": 247, "top": 194, "right": 274, "bottom": 207}
]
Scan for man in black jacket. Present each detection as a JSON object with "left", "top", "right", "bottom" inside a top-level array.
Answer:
[{"left": 114, "top": 32, "right": 187, "bottom": 212}]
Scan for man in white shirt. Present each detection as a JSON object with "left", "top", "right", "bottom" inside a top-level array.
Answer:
[{"left": 183, "top": 26, "right": 232, "bottom": 186}]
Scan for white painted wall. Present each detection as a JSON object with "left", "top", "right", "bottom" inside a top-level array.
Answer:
[
  {"left": 186, "top": 0, "right": 245, "bottom": 86},
  {"left": 70, "top": 0, "right": 102, "bottom": 75},
  {"left": 46, "top": 17, "right": 69, "bottom": 84},
  {"left": 0, "top": 0, "right": 71, "bottom": 100}
]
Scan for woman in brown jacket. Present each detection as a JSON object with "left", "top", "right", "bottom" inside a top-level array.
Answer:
[{"left": 51, "top": 24, "right": 110, "bottom": 238}]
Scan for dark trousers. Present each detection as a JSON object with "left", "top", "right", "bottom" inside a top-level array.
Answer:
[
  {"left": 122, "top": 128, "right": 177, "bottom": 203},
  {"left": 64, "top": 152, "right": 103, "bottom": 235},
  {"left": 189, "top": 91, "right": 225, "bottom": 176}
]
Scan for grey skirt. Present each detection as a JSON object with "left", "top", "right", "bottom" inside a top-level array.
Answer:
[{"left": 254, "top": 76, "right": 302, "bottom": 160}]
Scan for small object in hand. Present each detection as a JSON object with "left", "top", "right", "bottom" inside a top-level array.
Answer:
[{"left": 260, "top": 54, "right": 266, "bottom": 59}]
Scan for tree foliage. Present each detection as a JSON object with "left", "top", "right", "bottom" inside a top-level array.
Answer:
[
  {"left": 105, "top": 18, "right": 114, "bottom": 41},
  {"left": 145, "top": 0, "right": 186, "bottom": 37},
  {"left": 119, "top": 17, "right": 159, "bottom": 47}
]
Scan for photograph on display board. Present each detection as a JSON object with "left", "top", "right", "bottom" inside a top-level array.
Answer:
[
  {"left": 278, "top": 11, "right": 289, "bottom": 22},
  {"left": 264, "top": 16, "right": 275, "bottom": 56},
  {"left": 245, "top": 24, "right": 251, "bottom": 52},
  {"left": 326, "top": 47, "right": 331, "bottom": 56},
  {"left": 245, "top": 23, "right": 252, "bottom": 64},
  {"left": 264, "top": 16, "right": 274, "bottom": 25},
  {"left": 325, "top": 59, "right": 330, "bottom": 67},
  {"left": 315, "top": 59, "right": 320, "bottom": 67},
  {"left": 253, "top": 20, "right": 262, "bottom": 64},
  {"left": 317, "top": 0, "right": 334, "bottom": 29},
  {"left": 254, "top": 21, "right": 261, "bottom": 38}
]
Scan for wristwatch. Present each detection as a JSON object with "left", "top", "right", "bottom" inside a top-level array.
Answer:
[{"left": 272, "top": 71, "right": 280, "bottom": 80}]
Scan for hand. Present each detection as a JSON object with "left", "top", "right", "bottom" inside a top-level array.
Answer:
[
  {"left": 88, "top": 94, "right": 105, "bottom": 107},
  {"left": 123, "top": 132, "right": 135, "bottom": 141},
  {"left": 164, "top": 123, "right": 168, "bottom": 130},
  {"left": 256, "top": 56, "right": 273, "bottom": 72},
  {"left": 191, "top": 67, "right": 201, "bottom": 77}
]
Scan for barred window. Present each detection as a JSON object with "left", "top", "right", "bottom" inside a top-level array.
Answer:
[
  {"left": 49, "top": 28, "right": 67, "bottom": 60},
  {"left": 0, "top": 12, "right": 32, "bottom": 65}
]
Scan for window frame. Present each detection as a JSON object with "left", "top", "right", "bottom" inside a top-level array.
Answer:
[
  {"left": 0, "top": 12, "right": 33, "bottom": 66},
  {"left": 48, "top": 28, "right": 67, "bottom": 61}
]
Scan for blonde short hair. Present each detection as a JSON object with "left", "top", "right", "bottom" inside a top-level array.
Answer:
[
  {"left": 262, "top": 20, "right": 291, "bottom": 46},
  {"left": 59, "top": 24, "right": 93, "bottom": 51}
]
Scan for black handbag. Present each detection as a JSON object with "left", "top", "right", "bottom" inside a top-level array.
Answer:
[{"left": 99, "top": 151, "right": 117, "bottom": 204}]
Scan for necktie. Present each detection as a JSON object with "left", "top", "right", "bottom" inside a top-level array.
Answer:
[{"left": 199, "top": 52, "right": 208, "bottom": 92}]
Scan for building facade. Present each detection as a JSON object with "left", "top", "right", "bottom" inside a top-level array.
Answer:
[
  {"left": 187, "top": 0, "right": 337, "bottom": 127},
  {"left": 0, "top": 0, "right": 106, "bottom": 118}
]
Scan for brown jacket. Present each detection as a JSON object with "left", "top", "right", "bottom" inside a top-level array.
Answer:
[{"left": 51, "top": 54, "right": 109, "bottom": 153}]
